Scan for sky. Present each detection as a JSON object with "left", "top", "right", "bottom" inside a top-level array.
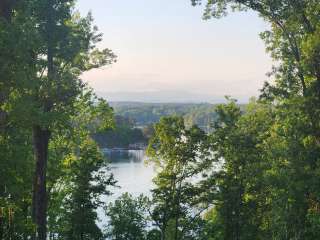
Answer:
[{"left": 76, "top": 0, "right": 272, "bottom": 103}]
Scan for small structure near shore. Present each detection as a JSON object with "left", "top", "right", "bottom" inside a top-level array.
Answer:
[
  {"left": 128, "top": 142, "right": 147, "bottom": 150},
  {"left": 100, "top": 142, "right": 147, "bottom": 154}
]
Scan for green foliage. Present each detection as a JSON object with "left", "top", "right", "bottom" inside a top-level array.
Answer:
[
  {"left": 110, "top": 102, "right": 229, "bottom": 131},
  {"left": 147, "top": 116, "right": 214, "bottom": 240},
  {"left": 0, "top": 1, "right": 116, "bottom": 238},
  {"left": 64, "top": 139, "right": 115, "bottom": 240},
  {"left": 1, "top": 0, "right": 320, "bottom": 240},
  {"left": 0, "top": 128, "right": 35, "bottom": 238},
  {"left": 105, "top": 193, "right": 150, "bottom": 240},
  {"left": 188, "top": 1, "right": 320, "bottom": 239},
  {"left": 46, "top": 91, "right": 116, "bottom": 240},
  {"left": 93, "top": 115, "right": 147, "bottom": 148},
  {"left": 208, "top": 99, "right": 274, "bottom": 239}
]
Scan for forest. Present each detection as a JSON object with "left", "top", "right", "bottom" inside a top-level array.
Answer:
[
  {"left": 93, "top": 115, "right": 148, "bottom": 148},
  {"left": 1, "top": 0, "right": 320, "bottom": 240},
  {"left": 110, "top": 102, "right": 220, "bottom": 129}
]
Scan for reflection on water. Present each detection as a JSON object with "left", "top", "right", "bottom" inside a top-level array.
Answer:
[
  {"left": 106, "top": 150, "right": 155, "bottom": 199},
  {"left": 106, "top": 150, "right": 146, "bottom": 164},
  {"left": 98, "top": 150, "right": 155, "bottom": 227}
]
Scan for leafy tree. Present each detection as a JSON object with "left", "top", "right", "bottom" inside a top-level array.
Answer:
[
  {"left": 93, "top": 115, "right": 147, "bottom": 149},
  {"left": 65, "top": 138, "right": 115, "bottom": 240},
  {"left": 0, "top": 1, "right": 40, "bottom": 238},
  {"left": 3, "top": 1, "right": 117, "bottom": 238},
  {"left": 0, "top": 0, "right": 116, "bottom": 239},
  {"left": 105, "top": 193, "right": 150, "bottom": 240},
  {"left": 46, "top": 91, "right": 116, "bottom": 239},
  {"left": 0, "top": 128, "right": 35, "bottom": 239},
  {"left": 190, "top": 1, "right": 320, "bottom": 239},
  {"left": 259, "top": 98, "right": 320, "bottom": 239},
  {"left": 206, "top": 99, "right": 274, "bottom": 240},
  {"left": 147, "top": 116, "right": 214, "bottom": 240}
]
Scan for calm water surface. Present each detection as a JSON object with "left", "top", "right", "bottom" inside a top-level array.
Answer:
[
  {"left": 98, "top": 150, "right": 155, "bottom": 227},
  {"left": 107, "top": 150, "right": 155, "bottom": 199}
]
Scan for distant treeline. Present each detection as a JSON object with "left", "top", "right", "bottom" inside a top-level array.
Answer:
[
  {"left": 93, "top": 115, "right": 152, "bottom": 148},
  {"left": 110, "top": 102, "right": 246, "bottom": 131},
  {"left": 2, "top": 0, "right": 320, "bottom": 239}
]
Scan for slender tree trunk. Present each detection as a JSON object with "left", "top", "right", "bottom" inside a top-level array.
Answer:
[
  {"left": 174, "top": 182, "right": 181, "bottom": 240},
  {"left": 174, "top": 216, "right": 178, "bottom": 240},
  {"left": 32, "top": 125, "right": 50, "bottom": 240},
  {"left": 32, "top": 1, "right": 55, "bottom": 238},
  {"left": 160, "top": 226, "right": 166, "bottom": 240}
]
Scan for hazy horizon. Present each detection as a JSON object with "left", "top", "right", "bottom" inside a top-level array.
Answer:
[
  {"left": 77, "top": 0, "right": 272, "bottom": 102},
  {"left": 98, "top": 90, "right": 252, "bottom": 104}
]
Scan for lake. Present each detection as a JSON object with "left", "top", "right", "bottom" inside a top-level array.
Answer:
[
  {"left": 98, "top": 150, "right": 155, "bottom": 227},
  {"left": 106, "top": 150, "right": 155, "bottom": 199}
]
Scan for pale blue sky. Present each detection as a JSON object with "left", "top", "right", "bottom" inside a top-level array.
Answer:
[{"left": 76, "top": 0, "right": 272, "bottom": 102}]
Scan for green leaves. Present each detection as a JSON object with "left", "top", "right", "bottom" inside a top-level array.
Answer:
[
  {"left": 105, "top": 193, "right": 150, "bottom": 240},
  {"left": 0, "top": 0, "right": 116, "bottom": 238},
  {"left": 47, "top": 93, "right": 116, "bottom": 239},
  {"left": 188, "top": 2, "right": 320, "bottom": 237},
  {"left": 146, "top": 116, "right": 214, "bottom": 239}
]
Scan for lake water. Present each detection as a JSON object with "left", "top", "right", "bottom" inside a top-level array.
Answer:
[
  {"left": 98, "top": 150, "right": 155, "bottom": 227},
  {"left": 106, "top": 150, "right": 155, "bottom": 199}
]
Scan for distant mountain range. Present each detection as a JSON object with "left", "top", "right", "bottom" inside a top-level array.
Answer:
[{"left": 97, "top": 91, "right": 251, "bottom": 104}]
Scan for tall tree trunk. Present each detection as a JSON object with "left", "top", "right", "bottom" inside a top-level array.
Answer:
[
  {"left": 32, "top": 126, "right": 50, "bottom": 240},
  {"left": 32, "top": 1, "right": 55, "bottom": 238}
]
